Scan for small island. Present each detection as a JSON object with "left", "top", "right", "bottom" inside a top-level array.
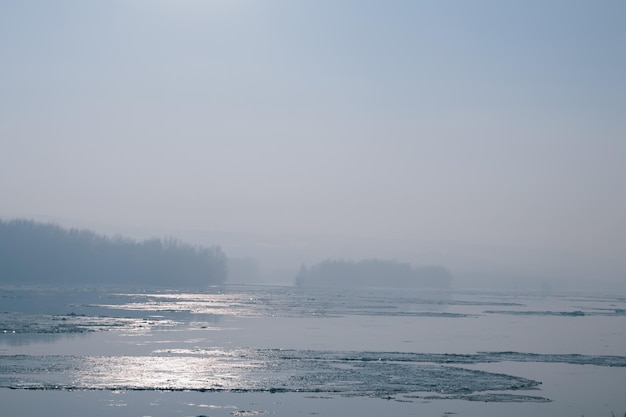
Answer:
[{"left": 295, "top": 258, "right": 453, "bottom": 289}]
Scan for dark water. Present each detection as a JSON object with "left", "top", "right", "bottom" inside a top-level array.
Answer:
[{"left": 1, "top": 286, "right": 625, "bottom": 416}]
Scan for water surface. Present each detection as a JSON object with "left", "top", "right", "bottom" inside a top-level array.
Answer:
[{"left": 1, "top": 286, "right": 625, "bottom": 416}]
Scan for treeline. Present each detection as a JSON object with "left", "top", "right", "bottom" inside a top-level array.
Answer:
[
  {"left": 295, "top": 259, "right": 453, "bottom": 289},
  {"left": 0, "top": 219, "right": 227, "bottom": 287}
]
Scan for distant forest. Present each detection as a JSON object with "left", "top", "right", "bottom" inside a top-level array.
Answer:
[
  {"left": 295, "top": 259, "right": 453, "bottom": 289},
  {"left": 0, "top": 219, "right": 227, "bottom": 287}
]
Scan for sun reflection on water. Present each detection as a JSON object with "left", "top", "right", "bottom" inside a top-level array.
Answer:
[
  {"left": 96, "top": 293, "right": 258, "bottom": 317},
  {"left": 75, "top": 352, "right": 262, "bottom": 391}
]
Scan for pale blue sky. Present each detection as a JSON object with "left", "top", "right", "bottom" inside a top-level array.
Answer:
[{"left": 1, "top": 1, "right": 625, "bottom": 267}]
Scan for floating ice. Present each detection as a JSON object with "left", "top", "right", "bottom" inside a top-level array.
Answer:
[
  {"left": 0, "top": 312, "right": 179, "bottom": 334},
  {"left": 2, "top": 349, "right": 623, "bottom": 402}
]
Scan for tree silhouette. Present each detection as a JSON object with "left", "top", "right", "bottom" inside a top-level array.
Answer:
[
  {"left": 0, "top": 219, "right": 227, "bottom": 287},
  {"left": 295, "top": 258, "right": 452, "bottom": 289}
]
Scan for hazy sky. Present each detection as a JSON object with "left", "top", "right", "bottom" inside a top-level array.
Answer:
[{"left": 1, "top": 1, "right": 625, "bottom": 264}]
